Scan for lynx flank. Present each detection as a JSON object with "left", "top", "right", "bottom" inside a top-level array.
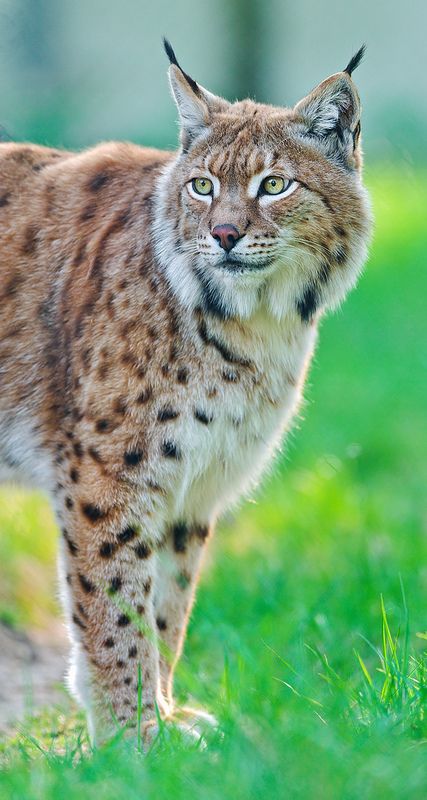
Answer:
[{"left": 0, "top": 41, "right": 371, "bottom": 742}]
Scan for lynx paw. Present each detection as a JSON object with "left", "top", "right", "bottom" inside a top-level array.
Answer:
[
  {"left": 174, "top": 704, "right": 218, "bottom": 730},
  {"left": 142, "top": 704, "right": 217, "bottom": 747}
]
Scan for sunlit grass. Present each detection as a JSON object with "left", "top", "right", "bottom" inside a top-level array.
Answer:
[
  {"left": 0, "top": 171, "right": 425, "bottom": 797},
  {"left": 0, "top": 490, "right": 57, "bottom": 627}
]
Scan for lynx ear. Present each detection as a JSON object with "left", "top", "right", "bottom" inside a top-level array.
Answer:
[
  {"left": 163, "top": 38, "right": 227, "bottom": 149},
  {"left": 293, "top": 46, "right": 365, "bottom": 167}
]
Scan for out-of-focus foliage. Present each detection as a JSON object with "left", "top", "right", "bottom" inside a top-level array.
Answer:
[{"left": 0, "top": 0, "right": 425, "bottom": 161}]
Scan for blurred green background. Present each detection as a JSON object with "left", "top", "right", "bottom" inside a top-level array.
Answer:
[
  {"left": 0, "top": 0, "right": 426, "bottom": 161},
  {"left": 0, "top": 1, "right": 426, "bottom": 798}
]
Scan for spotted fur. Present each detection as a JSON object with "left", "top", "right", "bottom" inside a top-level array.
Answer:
[{"left": 0, "top": 44, "right": 372, "bottom": 743}]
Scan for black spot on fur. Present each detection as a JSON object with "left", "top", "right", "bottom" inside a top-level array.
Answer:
[
  {"left": 73, "top": 442, "right": 84, "bottom": 458},
  {"left": 124, "top": 449, "right": 144, "bottom": 466},
  {"left": 128, "top": 645, "right": 137, "bottom": 658},
  {"left": 80, "top": 203, "right": 97, "bottom": 222},
  {"left": 134, "top": 542, "right": 152, "bottom": 559},
  {"left": 0, "top": 272, "right": 25, "bottom": 299},
  {"left": 176, "top": 571, "right": 191, "bottom": 590},
  {"left": 143, "top": 578, "right": 152, "bottom": 594},
  {"left": 78, "top": 573, "right": 96, "bottom": 594},
  {"left": 88, "top": 447, "right": 103, "bottom": 463},
  {"left": 88, "top": 171, "right": 111, "bottom": 192},
  {"left": 108, "top": 576, "right": 123, "bottom": 594},
  {"left": 21, "top": 225, "right": 38, "bottom": 255},
  {"left": 63, "top": 531, "right": 78, "bottom": 556},
  {"left": 194, "top": 523, "right": 209, "bottom": 541},
  {"left": 72, "top": 613, "right": 86, "bottom": 630},
  {"left": 124, "top": 676, "right": 132, "bottom": 685},
  {"left": 116, "top": 659, "right": 125, "bottom": 668},
  {"left": 0, "top": 192, "right": 10, "bottom": 207},
  {"left": 136, "top": 387, "right": 153, "bottom": 404},
  {"left": 77, "top": 602, "right": 87, "bottom": 619},
  {"left": 161, "top": 441, "right": 182, "bottom": 460},
  {"left": 156, "top": 617, "right": 167, "bottom": 631},
  {"left": 96, "top": 418, "right": 112, "bottom": 433},
  {"left": 194, "top": 409, "right": 213, "bottom": 425},
  {"left": 157, "top": 407, "right": 180, "bottom": 422},
  {"left": 70, "top": 468, "right": 79, "bottom": 483},
  {"left": 104, "top": 637, "right": 115, "bottom": 648},
  {"left": 318, "top": 262, "right": 331, "bottom": 284},
  {"left": 296, "top": 285, "right": 319, "bottom": 323},
  {"left": 177, "top": 367, "right": 189, "bottom": 384},
  {"left": 100, "top": 541, "right": 117, "bottom": 558},
  {"left": 147, "top": 480, "right": 165, "bottom": 494},
  {"left": 113, "top": 396, "right": 127, "bottom": 415},
  {"left": 117, "top": 614, "right": 130, "bottom": 627},
  {"left": 198, "top": 319, "right": 252, "bottom": 367},
  {"left": 82, "top": 503, "right": 106, "bottom": 523},
  {"left": 172, "top": 522, "right": 189, "bottom": 553},
  {"left": 65, "top": 496, "right": 74, "bottom": 510},
  {"left": 117, "top": 526, "right": 138, "bottom": 544},
  {"left": 335, "top": 245, "right": 347, "bottom": 265},
  {"left": 222, "top": 368, "right": 240, "bottom": 383}
]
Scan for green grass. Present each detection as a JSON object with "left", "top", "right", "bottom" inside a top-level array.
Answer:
[{"left": 0, "top": 170, "right": 426, "bottom": 798}]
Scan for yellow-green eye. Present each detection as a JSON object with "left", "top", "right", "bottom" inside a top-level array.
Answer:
[
  {"left": 262, "top": 176, "right": 286, "bottom": 195},
  {"left": 192, "top": 177, "right": 213, "bottom": 196}
]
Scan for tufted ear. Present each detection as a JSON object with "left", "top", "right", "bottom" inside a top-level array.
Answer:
[
  {"left": 293, "top": 46, "right": 365, "bottom": 168},
  {"left": 163, "top": 38, "right": 228, "bottom": 150}
]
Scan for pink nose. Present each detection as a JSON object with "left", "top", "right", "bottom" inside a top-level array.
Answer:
[{"left": 211, "top": 224, "right": 241, "bottom": 252}]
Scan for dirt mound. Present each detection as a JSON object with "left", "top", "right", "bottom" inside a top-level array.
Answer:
[{"left": 0, "top": 621, "right": 68, "bottom": 734}]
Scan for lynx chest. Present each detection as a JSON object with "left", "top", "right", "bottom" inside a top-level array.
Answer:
[{"left": 154, "top": 318, "right": 316, "bottom": 524}]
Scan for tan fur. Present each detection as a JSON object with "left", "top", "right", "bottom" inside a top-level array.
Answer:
[{"left": 0, "top": 53, "right": 372, "bottom": 742}]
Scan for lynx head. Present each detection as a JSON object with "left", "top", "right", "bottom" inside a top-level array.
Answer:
[{"left": 154, "top": 40, "right": 372, "bottom": 323}]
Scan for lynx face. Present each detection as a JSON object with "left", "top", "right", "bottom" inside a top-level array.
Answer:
[{"left": 155, "top": 45, "right": 372, "bottom": 321}]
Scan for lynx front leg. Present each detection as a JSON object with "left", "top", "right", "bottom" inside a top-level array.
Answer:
[
  {"left": 154, "top": 521, "right": 211, "bottom": 704},
  {"left": 58, "top": 503, "right": 167, "bottom": 744}
]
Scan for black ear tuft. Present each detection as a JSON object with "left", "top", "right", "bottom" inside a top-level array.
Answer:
[
  {"left": 343, "top": 45, "right": 366, "bottom": 77},
  {"left": 162, "top": 37, "right": 200, "bottom": 96},
  {"left": 163, "top": 37, "right": 179, "bottom": 68}
]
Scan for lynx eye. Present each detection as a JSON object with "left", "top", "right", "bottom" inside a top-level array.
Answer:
[
  {"left": 192, "top": 177, "right": 213, "bottom": 196},
  {"left": 261, "top": 176, "right": 288, "bottom": 195}
]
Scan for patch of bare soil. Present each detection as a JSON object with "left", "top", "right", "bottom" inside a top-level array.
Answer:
[{"left": 0, "top": 621, "right": 68, "bottom": 735}]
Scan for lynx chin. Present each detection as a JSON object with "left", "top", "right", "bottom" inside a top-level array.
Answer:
[{"left": 0, "top": 40, "right": 372, "bottom": 743}]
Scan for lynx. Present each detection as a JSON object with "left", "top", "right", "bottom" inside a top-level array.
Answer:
[{"left": 0, "top": 41, "right": 372, "bottom": 742}]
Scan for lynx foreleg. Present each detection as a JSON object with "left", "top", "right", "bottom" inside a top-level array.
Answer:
[
  {"left": 57, "top": 507, "right": 167, "bottom": 744},
  {"left": 154, "top": 521, "right": 211, "bottom": 705}
]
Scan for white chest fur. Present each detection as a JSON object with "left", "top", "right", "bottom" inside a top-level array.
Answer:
[{"left": 168, "top": 313, "right": 317, "bottom": 524}]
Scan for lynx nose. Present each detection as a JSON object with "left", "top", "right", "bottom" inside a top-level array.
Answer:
[{"left": 211, "top": 224, "right": 241, "bottom": 252}]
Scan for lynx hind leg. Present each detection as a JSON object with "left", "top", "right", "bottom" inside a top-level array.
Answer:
[
  {"left": 154, "top": 521, "right": 211, "bottom": 706},
  {"left": 56, "top": 497, "right": 167, "bottom": 744}
]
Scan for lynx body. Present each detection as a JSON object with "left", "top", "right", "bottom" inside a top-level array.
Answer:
[{"left": 0, "top": 43, "right": 371, "bottom": 741}]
